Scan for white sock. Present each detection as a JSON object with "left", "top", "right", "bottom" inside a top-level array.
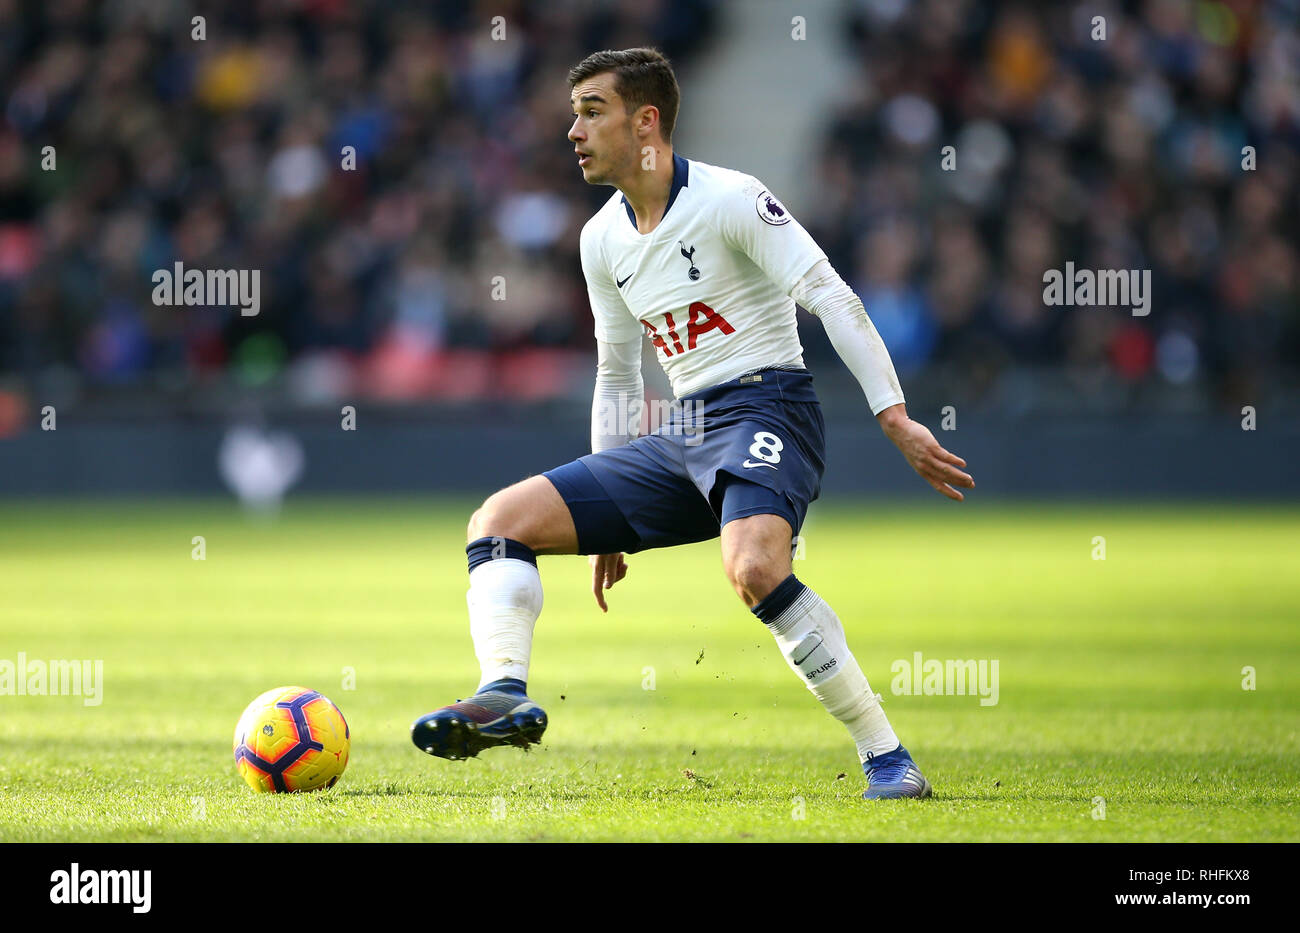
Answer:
[
  {"left": 467, "top": 557, "right": 543, "bottom": 691},
  {"left": 763, "top": 583, "right": 899, "bottom": 763}
]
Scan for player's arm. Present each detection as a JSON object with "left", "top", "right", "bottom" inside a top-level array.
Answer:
[
  {"left": 791, "top": 258, "right": 974, "bottom": 501},
  {"left": 579, "top": 224, "right": 643, "bottom": 610},
  {"left": 591, "top": 336, "right": 642, "bottom": 452}
]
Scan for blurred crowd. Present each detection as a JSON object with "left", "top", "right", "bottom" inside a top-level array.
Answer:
[
  {"left": 0, "top": 0, "right": 1296, "bottom": 419},
  {"left": 0, "top": 0, "right": 717, "bottom": 412},
  {"left": 808, "top": 0, "right": 1299, "bottom": 410}
]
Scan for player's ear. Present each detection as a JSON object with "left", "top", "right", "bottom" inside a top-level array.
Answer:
[{"left": 637, "top": 103, "right": 659, "bottom": 138}]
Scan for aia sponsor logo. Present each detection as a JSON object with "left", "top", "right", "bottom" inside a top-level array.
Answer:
[{"left": 640, "top": 302, "right": 735, "bottom": 358}]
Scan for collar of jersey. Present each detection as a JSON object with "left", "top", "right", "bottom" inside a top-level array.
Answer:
[{"left": 620, "top": 152, "right": 690, "bottom": 231}]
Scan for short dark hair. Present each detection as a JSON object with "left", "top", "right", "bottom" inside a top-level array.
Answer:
[{"left": 568, "top": 47, "right": 680, "bottom": 143}]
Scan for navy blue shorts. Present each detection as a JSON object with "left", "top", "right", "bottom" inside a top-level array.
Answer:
[{"left": 544, "top": 368, "right": 826, "bottom": 555}]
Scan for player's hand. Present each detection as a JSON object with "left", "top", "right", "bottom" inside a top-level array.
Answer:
[
  {"left": 588, "top": 552, "right": 628, "bottom": 612},
  {"left": 878, "top": 407, "right": 974, "bottom": 501}
]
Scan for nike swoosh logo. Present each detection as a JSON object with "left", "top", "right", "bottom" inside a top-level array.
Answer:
[
  {"left": 616, "top": 273, "right": 633, "bottom": 288},
  {"left": 793, "top": 639, "right": 823, "bottom": 666},
  {"left": 741, "top": 459, "right": 777, "bottom": 470}
]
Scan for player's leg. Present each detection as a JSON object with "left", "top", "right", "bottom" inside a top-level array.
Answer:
[
  {"left": 413, "top": 438, "right": 715, "bottom": 762},
  {"left": 411, "top": 475, "right": 577, "bottom": 761},
  {"left": 719, "top": 485, "right": 931, "bottom": 800},
  {"left": 466, "top": 473, "right": 579, "bottom": 554},
  {"left": 461, "top": 473, "right": 576, "bottom": 690}
]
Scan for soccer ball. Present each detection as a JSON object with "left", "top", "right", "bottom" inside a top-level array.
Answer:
[{"left": 233, "top": 686, "right": 350, "bottom": 792}]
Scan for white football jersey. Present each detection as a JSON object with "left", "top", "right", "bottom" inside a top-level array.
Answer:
[{"left": 578, "top": 155, "right": 827, "bottom": 398}]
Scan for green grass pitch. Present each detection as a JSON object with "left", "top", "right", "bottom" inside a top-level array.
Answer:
[{"left": 1, "top": 498, "right": 1297, "bottom": 842}]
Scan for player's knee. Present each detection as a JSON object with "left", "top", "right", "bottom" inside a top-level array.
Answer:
[
  {"left": 467, "top": 489, "right": 523, "bottom": 543},
  {"left": 725, "top": 555, "right": 785, "bottom": 607},
  {"left": 466, "top": 506, "right": 487, "bottom": 542}
]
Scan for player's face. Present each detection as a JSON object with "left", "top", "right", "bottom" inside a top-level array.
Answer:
[{"left": 568, "top": 73, "right": 636, "bottom": 185}]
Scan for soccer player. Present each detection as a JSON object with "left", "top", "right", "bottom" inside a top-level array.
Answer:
[{"left": 412, "top": 48, "right": 974, "bottom": 799}]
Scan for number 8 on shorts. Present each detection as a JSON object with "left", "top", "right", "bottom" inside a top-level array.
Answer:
[{"left": 748, "top": 431, "right": 783, "bottom": 465}]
